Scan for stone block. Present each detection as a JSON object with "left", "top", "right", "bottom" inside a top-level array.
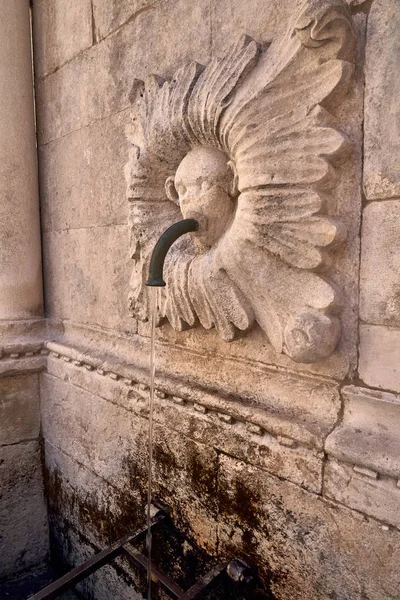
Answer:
[
  {"left": 325, "top": 385, "right": 400, "bottom": 479},
  {"left": 92, "top": 0, "right": 163, "bottom": 41},
  {"left": 42, "top": 224, "right": 136, "bottom": 334},
  {"left": 360, "top": 201, "right": 400, "bottom": 326},
  {"left": 0, "top": 441, "right": 49, "bottom": 579},
  {"left": 364, "top": 0, "right": 400, "bottom": 200},
  {"left": 33, "top": 0, "right": 93, "bottom": 78},
  {"left": 324, "top": 459, "right": 400, "bottom": 529},
  {"left": 36, "top": 0, "right": 211, "bottom": 144},
  {"left": 38, "top": 108, "right": 130, "bottom": 232},
  {"left": 359, "top": 324, "right": 400, "bottom": 393},
  {"left": 0, "top": 375, "right": 40, "bottom": 445},
  {"left": 217, "top": 454, "right": 400, "bottom": 600}
]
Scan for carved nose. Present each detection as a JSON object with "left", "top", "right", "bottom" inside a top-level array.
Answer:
[{"left": 180, "top": 195, "right": 196, "bottom": 212}]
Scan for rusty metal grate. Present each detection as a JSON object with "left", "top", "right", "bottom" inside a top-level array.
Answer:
[{"left": 27, "top": 512, "right": 255, "bottom": 600}]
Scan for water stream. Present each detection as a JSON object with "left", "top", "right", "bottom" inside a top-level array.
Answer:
[{"left": 146, "top": 288, "right": 157, "bottom": 600}]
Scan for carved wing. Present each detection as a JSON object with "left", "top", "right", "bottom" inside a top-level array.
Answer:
[{"left": 125, "top": 0, "right": 356, "bottom": 363}]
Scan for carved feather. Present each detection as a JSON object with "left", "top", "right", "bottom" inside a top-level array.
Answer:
[{"left": 125, "top": 0, "right": 356, "bottom": 362}]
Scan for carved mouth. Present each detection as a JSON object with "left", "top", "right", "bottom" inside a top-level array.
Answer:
[{"left": 185, "top": 211, "right": 208, "bottom": 236}]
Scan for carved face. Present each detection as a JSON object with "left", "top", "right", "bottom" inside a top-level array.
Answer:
[{"left": 165, "top": 146, "right": 238, "bottom": 248}]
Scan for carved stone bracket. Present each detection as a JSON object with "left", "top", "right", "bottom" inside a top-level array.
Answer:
[{"left": 125, "top": 0, "right": 356, "bottom": 363}]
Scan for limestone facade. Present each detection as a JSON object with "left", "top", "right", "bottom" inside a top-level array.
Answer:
[
  {"left": 1, "top": 0, "right": 400, "bottom": 598},
  {"left": 0, "top": 0, "right": 48, "bottom": 586}
]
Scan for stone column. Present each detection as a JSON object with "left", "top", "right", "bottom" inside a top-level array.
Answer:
[{"left": 0, "top": 0, "right": 43, "bottom": 320}]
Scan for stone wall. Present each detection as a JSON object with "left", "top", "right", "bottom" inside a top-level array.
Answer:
[
  {"left": 25, "top": 0, "right": 400, "bottom": 598},
  {"left": 0, "top": 0, "right": 48, "bottom": 589}
]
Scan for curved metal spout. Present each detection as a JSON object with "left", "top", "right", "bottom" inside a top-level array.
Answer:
[{"left": 146, "top": 219, "right": 199, "bottom": 287}]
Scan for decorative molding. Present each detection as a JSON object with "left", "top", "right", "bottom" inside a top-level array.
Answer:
[
  {"left": 125, "top": 0, "right": 356, "bottom": 363},
  {"left": 46, "top": 342, "right": 286, "bottom": 441},
  {"left": 325, "top": 385, "right": 400, "bottom": 479},
  {"left": 45, "top": 342, "right": 323, "bottom": 492},
  {"left": 325, "top": 457, "right": 400, "bottom": 530},
  {"left": 0, "top": 318, "right": 60, "bottom": 377},
  {"left": 45, "top": 338, "right": 336, "bottom": 449}
]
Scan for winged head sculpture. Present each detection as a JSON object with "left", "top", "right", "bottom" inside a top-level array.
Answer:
[{"left": 125, "top": 0, "right": 356, "bottom": 363}]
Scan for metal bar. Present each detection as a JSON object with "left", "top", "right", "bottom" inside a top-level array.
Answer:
[
  {"left": 177, "top": 562, "right": 228, "bottom": 600},
  {"left": 122, "top": 543, "right": 184, "bottom": 598},
  {"left": 28, "top": 514, "right": 165, "bottom": 600}
]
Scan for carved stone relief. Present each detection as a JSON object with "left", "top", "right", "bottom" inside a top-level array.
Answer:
[{"left": 125, "top": 0, "right": 356, "bottom": 363}]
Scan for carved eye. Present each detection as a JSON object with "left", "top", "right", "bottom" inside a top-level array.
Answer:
[{"left": 201, "top": 180, "right": 212, "bottom": 192}]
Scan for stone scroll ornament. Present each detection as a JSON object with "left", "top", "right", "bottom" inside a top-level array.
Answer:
[{"left": 125, "top": 0, "right": 356, "bottom": 363}]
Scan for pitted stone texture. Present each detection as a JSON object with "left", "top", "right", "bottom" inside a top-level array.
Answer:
[
  {"left": 360, "top": 201, "right": 400, "bottom": 326},
  {"left": 33, "top": 0, "right": 93, "bottom": 78},
  {"left": 35, "top": 0, "right": 211, "bottom": 145},
  {"left": 0, "top": 375, "right": 40, "bottom": 446},
  {"left": 41, "top": 374, "right": 219, "bottom": 552},
  {"left": 325, "top": 459, "right": 400, "bottom": 529},
  {"left": 92, "top": 0, "right": 164, "bottom": 41},
  {"left": 359, "top": 325, "right": 400, "bottom": 393},
  {"left": 218, "top": 455, "right": 400, "bottom": 600},
  {"left": 38, "top": 109, "right": 130, "bottom": 232},
  {"left": 0, "top": 442, "right": 49, "bottom": 579},
  {"left": 364, "top": 0, "right": 400, "bottom": 200},
  {"left": 42, "top": 225, "right": 136, "bottom": 334}
]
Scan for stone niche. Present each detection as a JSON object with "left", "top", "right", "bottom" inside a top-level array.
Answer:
[{"left": 1, "top": 0, "right": 400, "bottom": 598}]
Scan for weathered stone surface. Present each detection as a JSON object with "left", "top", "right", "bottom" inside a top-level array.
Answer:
[
  {"left": 92, "top": 0, "right": 163, "bottom": 41},
  {"left": 359, "top": 324, "right": 400, "bottom": 393},
  {"left": 0, "top": 441, "right": 49, "bottom": 579},
  {"left": 42, "top": 225, "right": 136, "bottom": 333},
  {"left": 211, "top": 0, "right": 293, "bottom": 55},
  {"left": 0, "top": 375, "right": 40, "bottom": 445},
  {"left": 0, "top": 0, "right": 43, "bottom": 320},
  {"left": 325, "top": 459, "right": 400, "bottom": 529},
  {"left": 325, "top": 385, "right": 400, "bottom": 479},
  {"left": 36, "top": 0, "right": 212, "bottom": 145},
  {"left": 38, "top": 109, "right": 130, "bottom": 232},
  {"left": 33, "top": 0, "right": 93, "bottom": 78},
  {"left": 41, "top": 373, "right": 219, "bottom": 552},
  {"left": 364, "top": 0, "right": 400, "bottom": 200},
  {"left": 25, "top": 0, "right": 400, "bottom": 596},
  {"left": 218, "top": 454, "right": 400, "bottom": 600},
  {"left": 45, "top": 440, "right": 145, "bottom": 545},
  {"left": 360, "top": 201, "right": 400, "bottom": 326}
]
